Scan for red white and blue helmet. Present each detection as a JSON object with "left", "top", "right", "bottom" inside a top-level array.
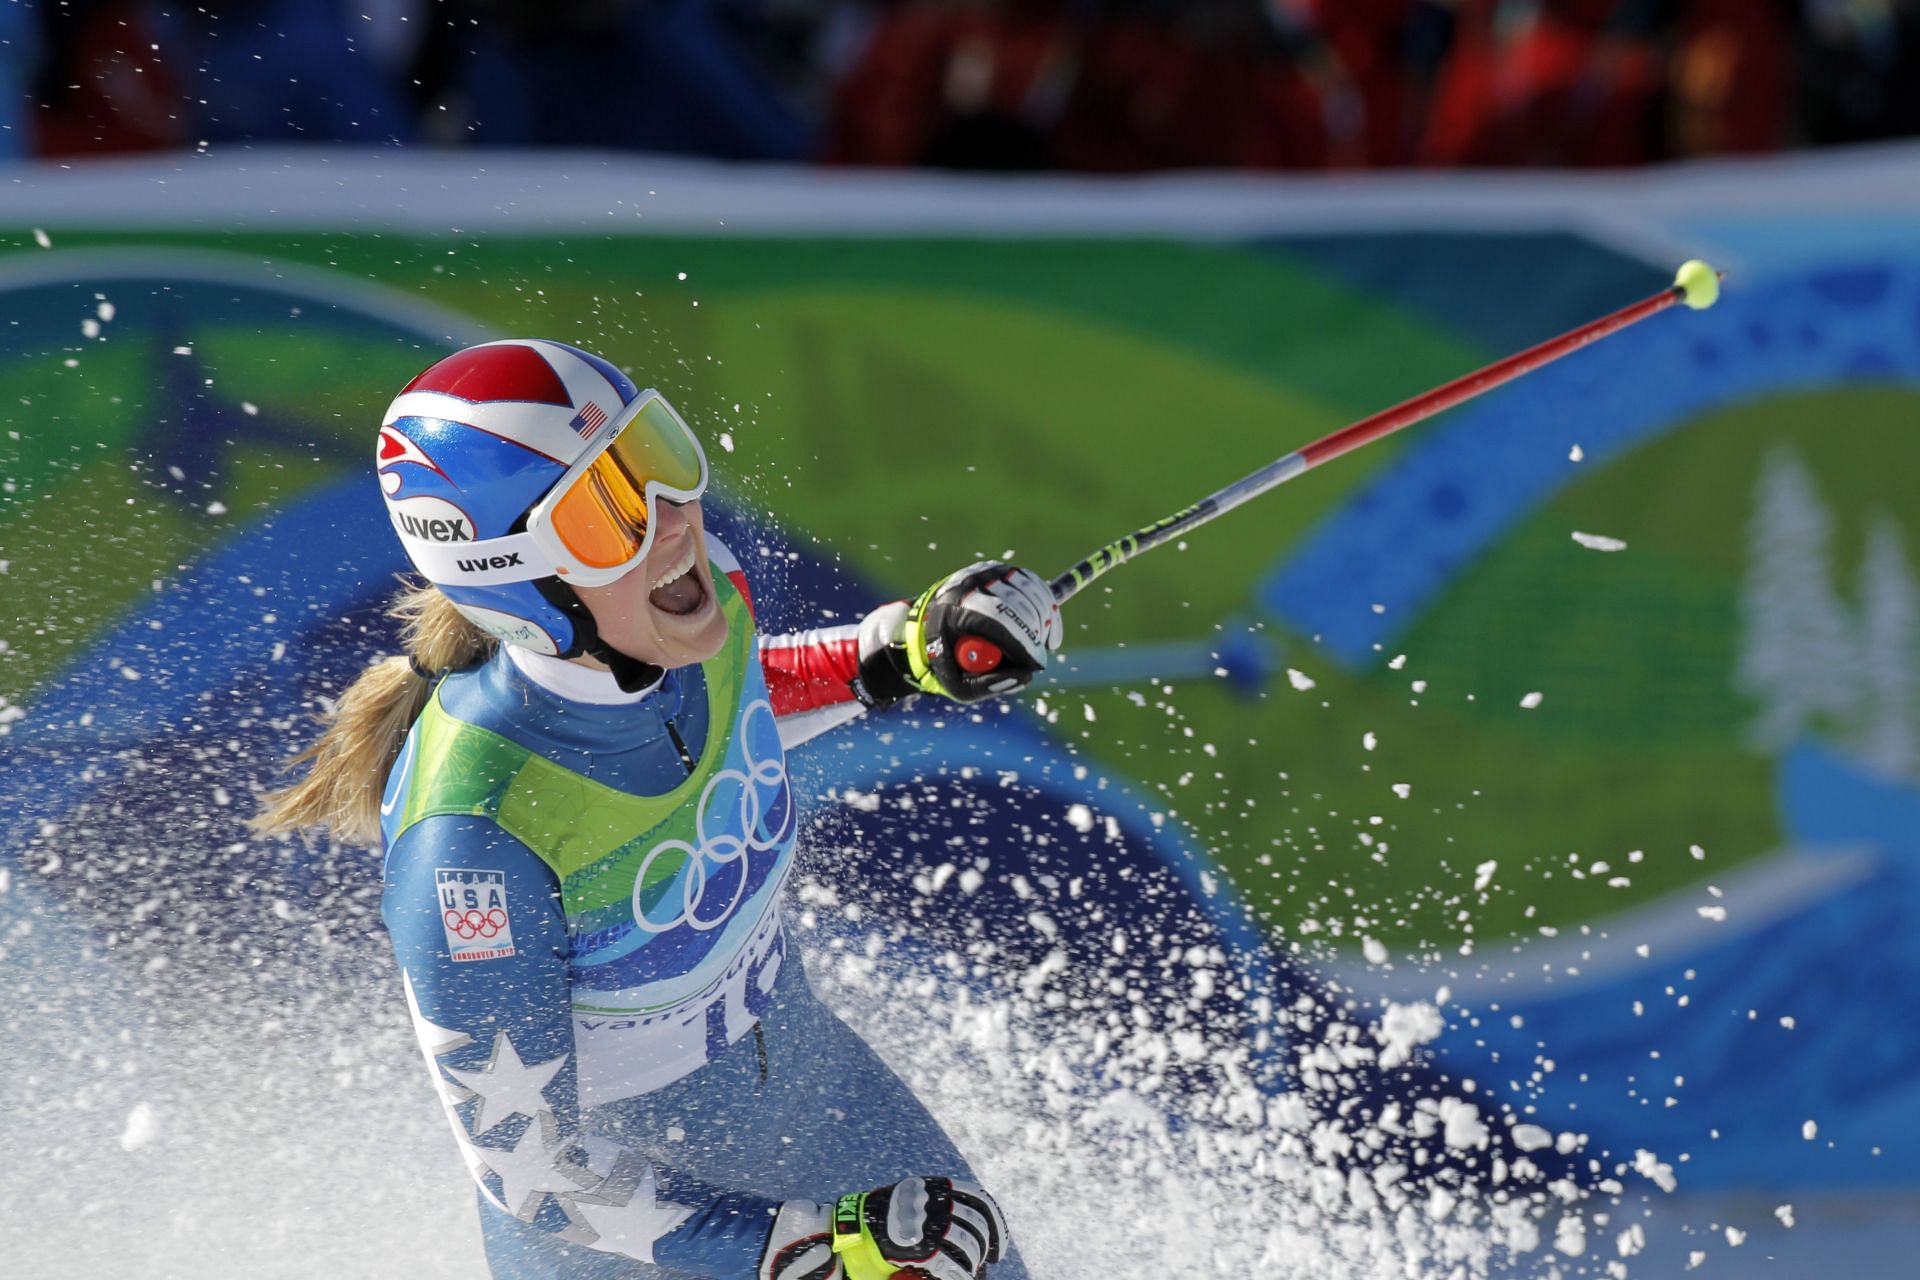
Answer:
[{"left": 376, "top": 339, "right": 706, "bottom": 657}]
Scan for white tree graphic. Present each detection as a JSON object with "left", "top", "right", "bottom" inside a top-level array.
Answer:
[
  {"left": 1855, "top": 511, "right": 1919, "bottom": 776},
  {"left": 1734, "top": 444, "right": 1859, "bottom": 751}
]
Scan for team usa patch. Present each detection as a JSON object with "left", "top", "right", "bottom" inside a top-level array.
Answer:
[{"left": 436, "top": 868, "right": 516, "bottom": 962}]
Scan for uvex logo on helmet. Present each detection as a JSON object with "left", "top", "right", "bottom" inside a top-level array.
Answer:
[
  {"left": 455, "top": 552, "right": 525, "bottom": 573},
  {"left": 388, "top": 496, "right": 478, "bottom": 544},
  {"left": 396, "top": 513, "right": 472, "bottom": 542}
]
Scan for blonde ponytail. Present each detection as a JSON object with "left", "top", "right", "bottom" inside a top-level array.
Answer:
[{"left": 251, "top": 581, "right": 495, "bottom": 847}]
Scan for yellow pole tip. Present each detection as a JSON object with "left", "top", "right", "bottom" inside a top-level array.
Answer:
[{"left": 1674, "top": 260, "right": 1721, "bottom": 311}]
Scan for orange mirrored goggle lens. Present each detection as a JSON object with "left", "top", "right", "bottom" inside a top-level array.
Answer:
[{"left": 549, "top": 399, "right": 707, "bottom": 570}]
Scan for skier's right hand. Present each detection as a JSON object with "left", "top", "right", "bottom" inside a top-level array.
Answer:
[
  {"left": 856, "top": 561, "right": 1064, "bottom": 708},
  {"left": 757, "top": 1176, "right": 1009, "bottom": 1279}
]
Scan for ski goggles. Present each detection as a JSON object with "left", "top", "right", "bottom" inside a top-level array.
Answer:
[
  {"left": 400, "top": 389, "right": 709, "bottom": 590},
  {"left": 522, "top": 390, "right": 709, "bottom": 586}
]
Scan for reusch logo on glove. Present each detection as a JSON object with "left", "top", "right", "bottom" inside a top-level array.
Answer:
[{"left": 987, "top": 596, "right": 1043, "bottom": 646}]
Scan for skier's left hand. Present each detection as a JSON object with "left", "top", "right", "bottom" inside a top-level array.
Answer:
[
  {"left": 758, "top": 1176, "right": 1009, "bottom": 1280},
  {"left": 856, "top": 562, "right": 1063, "bottom": 707}
]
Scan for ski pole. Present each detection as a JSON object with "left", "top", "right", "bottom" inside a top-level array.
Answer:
[{"left": 953, "top": 260, "right": 1724, "bottom": 675}]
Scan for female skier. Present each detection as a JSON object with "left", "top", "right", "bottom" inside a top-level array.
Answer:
[{"left": 254, "top": 339, "right": 1058, "bottom": 1279}]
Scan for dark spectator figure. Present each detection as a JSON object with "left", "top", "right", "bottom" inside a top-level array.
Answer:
[
  {"left": 826, "top": 0, "right": 1337, "bottom": 171},
  {"left": 31, "top": 0, "right": 414, "bottom": 153},
  {"left": 410, "top": 0, "right": 812, "bottom": 158},
  {"left": 0, "top": 1, "right": 39, "bottom": 158},
  {"left": 1796, "top": 0, "right": 1920, "bottom": 146},
  {"left": 31, "top": 0, "right": 184, "bottom": 154},
  {"left": 1419, "top": 0, "right": 1674, "bottom": 167},
  {"left": 1667, "top": 0, "right": 1792, "bottom": 157}
]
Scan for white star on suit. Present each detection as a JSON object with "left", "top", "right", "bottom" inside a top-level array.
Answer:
[
  {"left": 575, "top": 1165, "right": 694, "bottom": 1263},
  {"left": 403, "top": 970, "right": 506, "bottom": 1209},
  {"left": 445, "top": 1032, "right": 568, "bottom": 1136},
  {"left": 477, "top": 1120, "right": 596, "bottom": 1219},
  {"left": 402, "top": 969, "right": 476, "bottom": 1111}
]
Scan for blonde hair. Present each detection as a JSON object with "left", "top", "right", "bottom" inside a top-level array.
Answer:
[{"left": 251, "top": 581, "right": 496, "bottom": 847}]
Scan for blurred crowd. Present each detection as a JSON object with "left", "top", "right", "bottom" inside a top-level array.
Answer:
[{"left": 4, "top": 0, "right": 1918, "bottom": 168}]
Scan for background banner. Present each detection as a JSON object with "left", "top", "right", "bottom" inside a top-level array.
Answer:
[{"left": 3, "top": 147, "right": 1917, "bottom": 1273}]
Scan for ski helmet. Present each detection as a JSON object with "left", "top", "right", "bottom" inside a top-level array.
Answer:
[{"left": 376, "top": 339, "right": 707, "bottom": 662}]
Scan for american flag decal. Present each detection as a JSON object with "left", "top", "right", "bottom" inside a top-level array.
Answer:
[{"left": 570, "top": 401, "right": 609, "bottom": 437}]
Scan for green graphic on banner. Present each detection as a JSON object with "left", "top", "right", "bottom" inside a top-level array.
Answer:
[{"left": 8, "top": 228, "right": 1915, "bottom": 954}]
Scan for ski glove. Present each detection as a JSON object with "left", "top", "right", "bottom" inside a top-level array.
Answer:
[
  {"left": 758, "top": 1177, "right": 1010, "bottom": 1280},
  {"left": 857, "top": 562, "right": 1064, "bottom": 707}
]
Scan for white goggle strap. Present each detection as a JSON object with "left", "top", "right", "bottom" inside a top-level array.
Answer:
[{"left": 401, "top": 531, "right": 549, "bottom": 587}]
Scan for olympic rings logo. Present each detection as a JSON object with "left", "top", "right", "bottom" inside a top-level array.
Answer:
[
  {"left": 444, "top": 907, "right": 509, "bottom": 940},
  {"left": 632, "top": 699, "right": 790, "bottom": 935}
]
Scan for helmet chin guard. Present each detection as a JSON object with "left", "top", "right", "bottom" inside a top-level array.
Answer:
[{"left": 531, "top": 576, "right": 663, "bottom": 692}]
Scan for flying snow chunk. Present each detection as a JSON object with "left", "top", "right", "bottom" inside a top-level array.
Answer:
[
  {"left": 98, "top": 301, "right": 116, "bottom": 322},
  {"left": 119, "top": 1102, "right": 157, "bottom": 1151},
  {"left": 1725, "top": 1226, "right": 1747, "bottom": 1247},
  {"left": 1375, "top": 1000, "right": 1443, "bottom": 1068},
  {"left": 718, "top": 431, "right": 734, "bottom": 453},
  {"left": 1391, "top": 782, "right": 1411, "bottom": 799},
  {"left": 1698, "top": 905, "right": 1727, "bottom": 922},
  {"left": 836, "top": 788, "right": 881, "bottom": 813},
  {"left": 32, "top": 228, "right": 51, "bottom": 248},
  {"left": 1065, "top": 804, "right": 1095, "bottom": 834},
  {"left": 1775, "top": 1204, "right": 1796, "bottom": 1228},
  {"left": 1438, "top": 1097, "right": 1488, "bottom": 1150},
  {"left": 1802, "top": 1119, "right": 1818, "bottom": 1140},
  {"left": 1286, "top": 668, "right": 1316, "bottom": 691},
  {"left": 1362, "top": 731, "right": 1377, "bottom": 751},
  {"left": 1571, "top": 530, "right": 1628, "bottom": 552},
  {"left": 172, "top": 345, "right": 193, "bottom": 356},
  {"left": 1633, "top": 1148, "right": 1678, "bottom": 1192},
  {"left": 1473, "top": 859, "right": 1498, "bottom": 892},
  {"left": 1512, "top": 1123, "right": 1553, "bottom": 1152},
  {"left": 242, "top": 402, "right": 259, "bottom": 416},
  {"left": 1362, "top": 937, "right": 1389, "bottom": 966},
  {"left": 81, "top": 318, "right": 100, "bottom": 339},
  {"left": 1569, "top": 444, "right": 1585, "bottom": 461},
  {"left": 1520, "top": 691, "right": 1544, "bottom": 709},
  {"left": 206, "top": 501, "right": 228, "bottom": 516}
]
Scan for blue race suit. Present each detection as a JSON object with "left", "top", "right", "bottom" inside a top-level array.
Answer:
[{"left": 378, "top": 549, "right": 1028, "bottom": 1279}]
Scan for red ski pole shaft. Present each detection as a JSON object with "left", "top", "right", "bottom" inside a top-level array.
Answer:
[
  {"left": 1047, "top": 261, "right": 1724, "bottom": 606},
  {"left": 1299, "top": 285, "right": 1686, "bottom": 470}
]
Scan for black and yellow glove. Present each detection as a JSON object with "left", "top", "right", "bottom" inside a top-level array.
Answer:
[
  {"left": 856, "top": 562, "right": 1064, "bottom": 708},
  {"left": 758, "top": 1177, "right": 1009, "bottom": 1280}
]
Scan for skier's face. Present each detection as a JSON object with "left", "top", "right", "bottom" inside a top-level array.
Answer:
[{"left": 572, "top": 498, "right": 729, "bottom": 670}]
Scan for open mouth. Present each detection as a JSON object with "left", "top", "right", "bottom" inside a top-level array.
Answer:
[{"left": 647, "top": 541, "right": 707, "bottom": 617}]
